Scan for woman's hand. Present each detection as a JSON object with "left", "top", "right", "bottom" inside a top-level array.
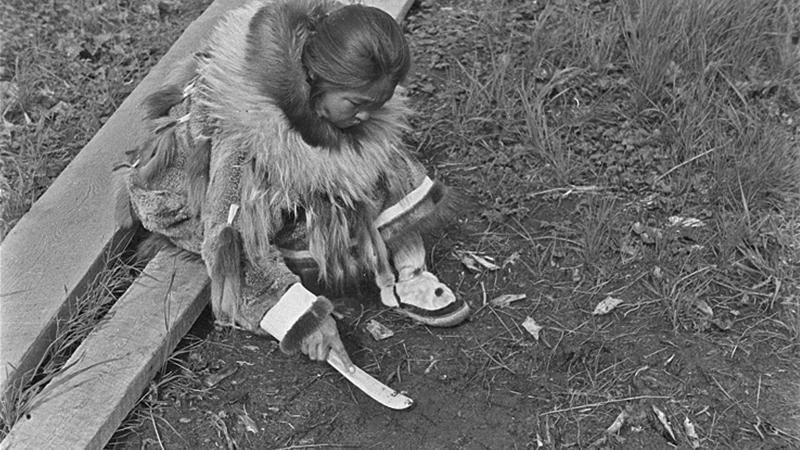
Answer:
[{"left": 300, "top": 313, "right": 353, "bottom": 367}]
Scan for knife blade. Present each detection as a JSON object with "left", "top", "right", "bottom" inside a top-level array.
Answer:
[{"left": 327, "top": 351, "right": 414, "bottom": 410}]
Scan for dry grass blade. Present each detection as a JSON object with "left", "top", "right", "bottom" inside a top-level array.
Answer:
[{"left": 0, "top": 248, "right": 139, "bottom": 437}]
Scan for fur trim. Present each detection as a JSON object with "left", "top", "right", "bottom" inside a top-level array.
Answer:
[
  {"left": 279, "top": 295, "right": 334, "bottom": 354},
  {"left": 377, "top": 181, "right": 466, "bottom": 245},
  {"left": 210, "top": 226, "right": 243, "bottom": 325},
  {"left": 186, "top": 137, "right": 211, "bottom": 216},
  {"left": 197, "top": 0, "right": 417, "bottom": 285},
  {"left": 137, "top": 121, "right": 180, "bottom": 186},
  {"left": 143, "top": 85, "right": 184, "bottom": 120},
  {"left": 142, "top": 55, "right": 200, "bottom": 120}
]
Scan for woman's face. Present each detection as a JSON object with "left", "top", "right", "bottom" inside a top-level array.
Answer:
[{"left": 315, "top": 78, "right": 395, "bottom": 129}]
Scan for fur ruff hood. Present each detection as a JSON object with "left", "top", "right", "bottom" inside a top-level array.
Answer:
[{"left": 196, "top": 0, "right": 417, "bottom": 281}]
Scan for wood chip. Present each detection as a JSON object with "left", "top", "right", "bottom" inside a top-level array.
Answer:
[
  {"left": 593, "top": 296, "right": 623, "bottom": 315},
  {"left": 651, "top": 405, "right": 678, "bottom": 445},
  {"left": 606, "top": 410, "right": 628, "bottom": 434},
  {"left": 490, "top": 293, "right": 526, "bottom": 307},
  {"left": 522, "top": 316, "right": 543, "bottom": 340},
  {"left": 365, "top": 319, "right": 394, "bottom": 340},
  {"left": 238, "top": 412, "right": 259, "bottom": 434},
  {"left": 502, "top": 251, "right": 521, "bottom": 267},
  {"left": 684, "top": 416, "right": 700, "bottom": 448},
  {"left": 667, "top": 216, "right": 705, "bottom": 227},
  {"left": 202, "top": 366, "right": 238, "bottom": 388},
  {"left": 457, "top": 250, "right": 501, "bottom": 272}
]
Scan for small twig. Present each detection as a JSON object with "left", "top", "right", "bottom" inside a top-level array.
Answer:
[
  {"left": 273, "top": 444, "right": 357, "bottom": 450},
  {"left": 709, "top": 374, "right": 748, "bottom": 417},
  {"left": 489, "top": 307, "right": 517, "bottom": 340},
  {"left": 162, "top": 258, "right": 177, "bottom": 332},
  {"left": 655, "top": 146, "right": 717, "bottom": 182},
  {"left": 149, "top": 406, "right": 165, "bottom": 450},
  {"left": 756, "top": 374, "right": 762, "bottom": 409},
  {"left": 527, "top": 185, "right": 603, "bottom": 198},
  {"left": 478, "top": 345, "right": 516, "bottom": 375},
  {"left": 539, "top": 395, "right": 670, "bottom": 415}
]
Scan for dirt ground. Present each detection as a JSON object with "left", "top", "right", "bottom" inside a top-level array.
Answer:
[
  {"left": 108, "top": 1, "right": 800, "bottom": 449},
  {"left": 113, "top": 231, "right": 798, "bottom": 449}
]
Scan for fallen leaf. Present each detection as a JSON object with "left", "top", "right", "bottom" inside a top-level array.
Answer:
[
  {"left": 632, "top": 222, "right": 645, "bottom": 235},
  {"left": 468, "top": 252, "right": 500, "bottom": 271},
  {"left": 691, "top": 297, "right": 713, "bottom": 318},
  {"left": 606, "top": 410, "right": 628, "bottom": 434},
  {"left": 365, "top": 319, "right": 394, "bottom": 340},
  {"left": 684, "top": 416, "right": 700, "bottom": 449},
  {"left": 522, "top": 316, "right": 543, "bottom": 340},
  {"left": 238, "top": 412, "right": 259, "bottom": 434},
  {"left": 651, "top": 405, "right": 678, "bottom": 445},
  {"left": 490, "top": 293, "right": 526, "bottom": 307},
  {"left": 652, "top": 266, "right": 663, "bottom": 279},
  {"left": 593, "top": 296, "right": 623, "bottom": 315},
  {"left": 667, "top": 216, "right": 705, "bottom": 228},
  {"left": 459, "top": 256, "right": 483, "bottom": 272},
  {"left": 502, "top": 251, "right": 521, "bottom": 267}
]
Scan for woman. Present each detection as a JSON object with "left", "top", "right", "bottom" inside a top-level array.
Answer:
[{"left": 116, "top": 0, "right": 470, "bottom": 366}]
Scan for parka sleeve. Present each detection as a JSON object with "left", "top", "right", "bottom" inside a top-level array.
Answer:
[{"left": 200, "top": 137, "right": 300, "bottom": 333}]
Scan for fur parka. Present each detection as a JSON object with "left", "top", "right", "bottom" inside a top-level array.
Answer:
[{"left": 117, "top": 0, "right": 455, "bottom": 331}]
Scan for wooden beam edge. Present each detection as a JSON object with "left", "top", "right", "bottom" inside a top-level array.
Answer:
[
  {"left": 0, "top": 0, "right": 241, "bottom": 395},
  {"left": 0, "top": 250, "right": 210, "bottom": 450}
]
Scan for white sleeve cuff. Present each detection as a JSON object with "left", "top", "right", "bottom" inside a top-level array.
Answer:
[{"left": 259, "top": 282, "right": 317, "bottom": 341}]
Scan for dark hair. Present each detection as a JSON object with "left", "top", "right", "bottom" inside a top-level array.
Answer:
[{"left": 303, "top": 5, "right": 410, "bottom": 98}]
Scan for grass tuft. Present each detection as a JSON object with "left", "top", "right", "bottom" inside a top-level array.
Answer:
[{"left": 0, "top": 249, "right": 139, "bottom": 439}]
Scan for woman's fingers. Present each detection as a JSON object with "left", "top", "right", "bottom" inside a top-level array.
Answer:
[
  {"left": 329, "top": 338, "right": 353, "bottom": 368},
  {"left": 299, "top": 313, "right": 354, "bottom": 364}
]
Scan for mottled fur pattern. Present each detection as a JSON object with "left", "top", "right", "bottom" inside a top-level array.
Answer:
[
  {"left": 211, "top": 226, "right": 244, "bottom": 326},
  {"left": 143, "top": 85, "right": 184, "bottom": 121},
  {"left": 185, "top": 137, "right": 211, "bottom": 216},
  {"left": 136, "top": 121, "right": 179, "bottom": 187},
  {"left": 142, "top": 55, "right": 199, "bottom": 120}
]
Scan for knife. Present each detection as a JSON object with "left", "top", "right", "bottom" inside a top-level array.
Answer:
[{"left": 327, "top": 351, "right": 414, "bottom": 410}]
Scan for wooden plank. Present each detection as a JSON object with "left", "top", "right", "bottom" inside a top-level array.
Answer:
[
  {"left": 0, "top": 250, "right": 210, "bottom": 450},
  {"left": 0, "top": 0, "right": 242, "bottom": 395}
]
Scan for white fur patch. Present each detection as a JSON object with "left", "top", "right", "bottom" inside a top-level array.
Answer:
[{"left": 374, "top": 176, "right": 434, "bottom": 229}]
